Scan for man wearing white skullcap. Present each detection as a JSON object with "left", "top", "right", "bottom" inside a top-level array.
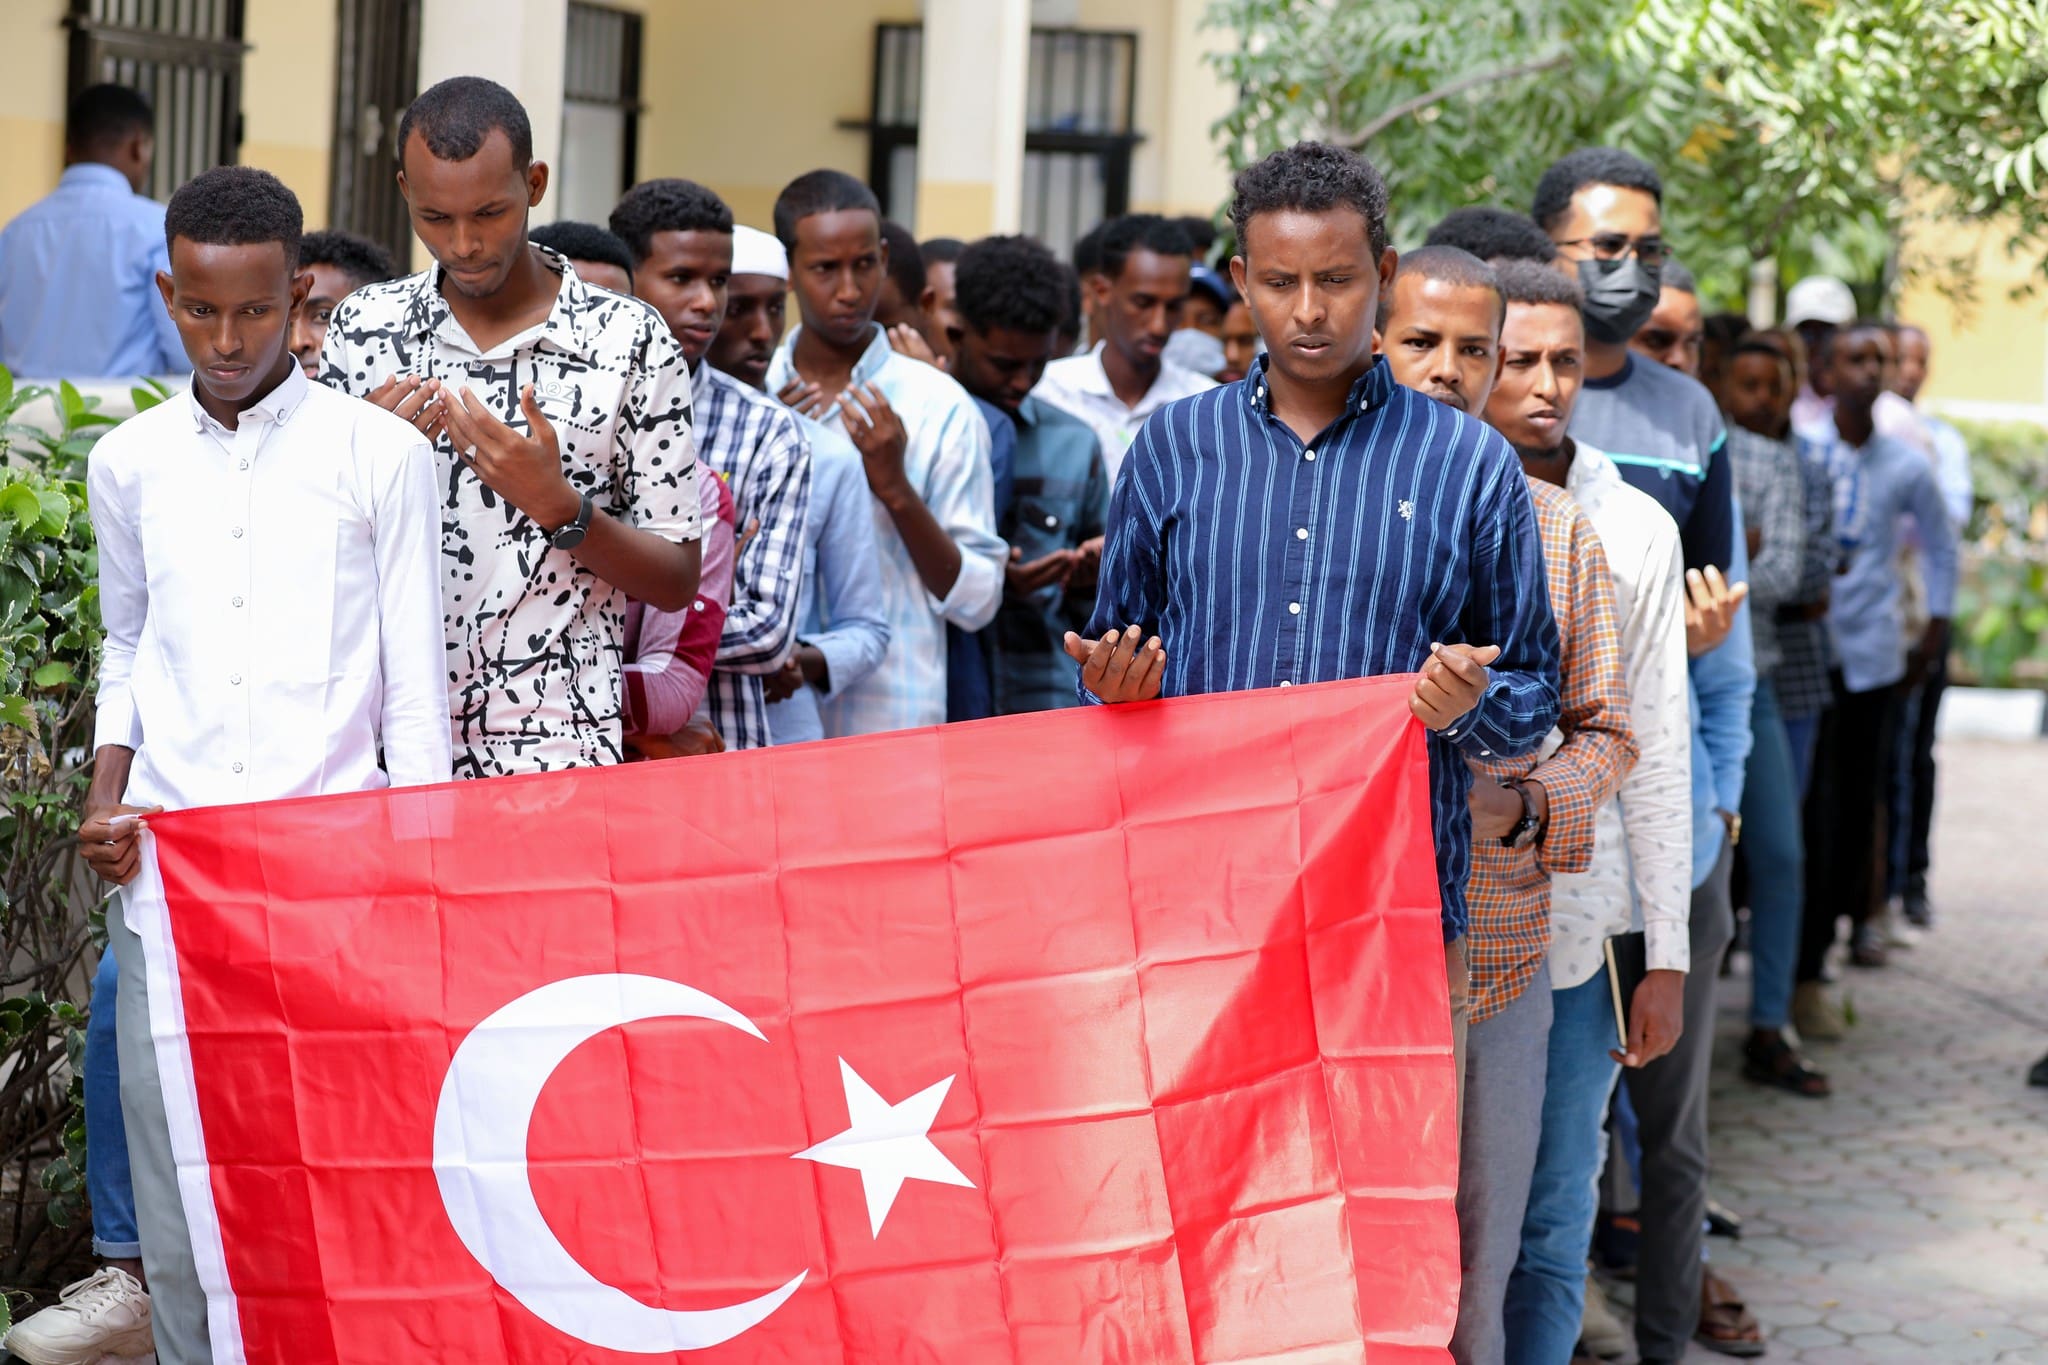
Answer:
[{"left": 709, "top": 223, "right": 891, "bottom": 745}]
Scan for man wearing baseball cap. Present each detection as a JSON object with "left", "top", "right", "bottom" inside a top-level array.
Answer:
[{"left": 1785, "top": 274, "right": 1856, "bottom": 429}]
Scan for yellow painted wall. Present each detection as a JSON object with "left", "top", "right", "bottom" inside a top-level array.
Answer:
[
  {"left": 1898, "top": 215, "right": 2048, "bottom": 423},
  {"left": 633, "top": 0, "right": 917, "bottom": 232},
  {"left": 0, "top": 0, "right": 334, "bottom": 224},
  {"left": 0, "top": 2, "right": 74, "bottom": 223},
  {"left": 242, "top": 0, "right": 338, "bottom": 228}
]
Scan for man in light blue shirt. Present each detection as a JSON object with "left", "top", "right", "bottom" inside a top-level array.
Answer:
[
  {"left": 705, "top": 226, "right": 889, "bottom": 746},
  {"left": 0, "top": 84, "right": 182, "bottom": 379},
  {"left": 1797, "top": 321, "right": 1957, "bottom": 979}
]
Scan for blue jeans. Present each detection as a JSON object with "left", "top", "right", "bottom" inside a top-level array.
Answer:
[
  {"left": 85, "top": 949, "right": 140, "bottom": 1258},
  {"left": 1504, "top": 971, "right": 1623, "bottom": 1365},
  {"left": 1783, "top": 711, "right": 1821, "bottom": 801},
  {"left": 1742, "top": 679, "right": 1805, "bottom": 1030}
]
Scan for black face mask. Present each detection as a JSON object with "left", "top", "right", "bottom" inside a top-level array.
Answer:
[{"left": 1576, "top": 256, "right": 1663, "bottom": 346}]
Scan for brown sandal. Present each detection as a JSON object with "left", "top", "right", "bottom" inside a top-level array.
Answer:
[{"left": 1696, "top": 1269, "right": 1765, "bottom": 1357}]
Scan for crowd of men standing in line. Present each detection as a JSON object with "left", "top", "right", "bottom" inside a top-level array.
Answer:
[{"left": 0, "top": 73, "right": 1978, "bottom": 1365}]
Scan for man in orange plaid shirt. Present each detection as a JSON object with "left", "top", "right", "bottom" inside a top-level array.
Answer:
[{"left": 1381, "top": 246, "right": 1638, "bottom": 1365}]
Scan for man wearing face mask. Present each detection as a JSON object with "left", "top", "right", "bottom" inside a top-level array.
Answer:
[{"left": 1536, "top": 147, "right": 1759, "bottom": 1365}]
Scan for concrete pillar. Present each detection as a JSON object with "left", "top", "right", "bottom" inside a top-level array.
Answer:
[
  {"left": 913, "top": 0, "right": 1029, "bottom": 239},
  {"left": 417, "top": 0, "right": 569, "bottom": 196}
]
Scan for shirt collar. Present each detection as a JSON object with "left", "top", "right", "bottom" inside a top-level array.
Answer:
[
  {"left": 186, "top": 362, "right": 309, "bottom": 434},
  {"left": 851, "top": 323, "right": 893, "bottom": 386},
  {"left": 1240, "top": 352, "right": 1395, "bottom": 420},
  {"left": 1583, "top": 353, "right": 1634, "bottom": 391},
  {"left": 1072, "top": 343, "right": 1117, "bottom": 397},
  {"left": 59, "top": 163, "right": 135, "bottom": 194},
  {"left": 400, "top": 244, "right": 604, "bottom": 364}
]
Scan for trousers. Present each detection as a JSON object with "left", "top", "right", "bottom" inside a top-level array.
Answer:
[{"left": 109, "top": 901, "right": 211, "bottom": 1364}]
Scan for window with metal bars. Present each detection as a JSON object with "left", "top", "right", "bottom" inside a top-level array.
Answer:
[
  {"left": 556, "top": 1, "right": 644, "bottom": 226},
  {"left": 66, "top": 0, "right": 248, "bottom": 204},
  {"left": 861, "top": 23, "right": 1141, "bottom": 260}
]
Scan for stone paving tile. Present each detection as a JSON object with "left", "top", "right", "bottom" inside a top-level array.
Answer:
[{"left": 1592, "top": 740, "right": 2048, "bottom": 1364}]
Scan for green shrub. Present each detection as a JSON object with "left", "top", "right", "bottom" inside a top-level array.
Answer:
[
  {"left": 0, "top": 372, "right": 161, "bottom": 1289},
  {"left": 1952, "top": 417, "right": 2048, "bottom": 687}
]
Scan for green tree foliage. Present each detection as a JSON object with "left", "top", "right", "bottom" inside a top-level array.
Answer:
[{"left": 1206, "top": 0, "right": 2048, "bottom": 300}]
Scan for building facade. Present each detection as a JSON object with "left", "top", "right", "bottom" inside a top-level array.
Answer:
[{"left": 0, "top": 0, "right": 2037, "bottom": 418}]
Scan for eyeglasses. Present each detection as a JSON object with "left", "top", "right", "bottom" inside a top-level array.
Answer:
[{"left": 1555, "top": 233, "right": 1670, "bottom": 266}]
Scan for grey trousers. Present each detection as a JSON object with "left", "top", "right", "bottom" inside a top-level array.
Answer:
[
  {"left": 1450, "top": 959, "right": 1553, "bottom": 1365},
  {"left": 109, "top": 902, "right": 212, "bottom": 1365},
  {"left": 1621, "top": 838, "right": 1736, "bottom": 1362}
]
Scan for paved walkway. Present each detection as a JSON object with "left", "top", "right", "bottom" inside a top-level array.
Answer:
[{"left": 1602, "top": 738, "right": 2048, "bottom": 1364}]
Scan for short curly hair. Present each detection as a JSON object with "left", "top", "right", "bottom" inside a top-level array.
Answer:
[
  {"left": 953, "top": 235, "right": 1067, "bottom": 335},
  {"left": 299, "top": 229, "right": 398, "bottom": 290},
  {"left": 1229, "top": 141, "right": 1388, "bottom": 258},
  {"left": 1495, "top": 258, "right": 1586, "bottom": 312},
  {"left": 608, "top": 178, "right": 732, "bottom": 263},
  {"left": 1423, "top": 207, "right": 1557, "bottom": 265},
  {"left": 398, "top": 76, "right": 531, "bottom": 171},
  {"left": 1381, "top": 245, "right": 1501, "bottom": 332},
  {"left": 164, "top": 165, "right": 302, "bottom": 261},
  {"left": 1092, "top": 214, "right": 1198, "bottom": 283},
  {"left": 528, "top": 221, "right": 636, "bottom": 278},
  {"left": 1531, "top": 147, "right": 1662, "bottom": 231},
  {"left": 772, "top": 169, "right": 880, "bottom": 249}
]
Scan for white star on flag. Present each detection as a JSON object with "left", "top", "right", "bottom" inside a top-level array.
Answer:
[{"left": 793, "top": 1058, "right": 975, "bottom": 1237}]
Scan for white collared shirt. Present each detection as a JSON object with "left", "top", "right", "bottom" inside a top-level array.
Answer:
[
  {"left": 318, "top": 247, "right": 701, "bottom": 776},
  {"left": 1549, "top": 441, "right": 1695, "bottom": 986},
  {"left": 1032, "top": 342, "right": 1215, "bottom": 484},
  {"left": 90, "top": 365, "right": 451, "bottom": 811},
  {"left": 766, "top": 325, "right": 1003, "bottom": 737}
]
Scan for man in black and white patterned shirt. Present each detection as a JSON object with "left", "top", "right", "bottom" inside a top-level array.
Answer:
[{"left": 318, "top": 76, "right": 701, "bottom": 777}]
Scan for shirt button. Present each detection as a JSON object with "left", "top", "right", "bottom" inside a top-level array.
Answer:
[
  {"left": 1295, "top": 528, "right": 1309, "bottom": 541},
  {"left": 231, "top": 527, "right": 244, "bottom": 538},
  {"left": 231, "top": 761, "right": 244, "bottom": 774},
  {"left": 1304, "top": 449, "right": 1316, "bottom": 461},
  {"left": 238, "top": 459, "right": 249, "bottom": 471},
  {"left": 1481, "top": 749, "right": 1493, "bottom": 757},
  {"left": 229, "top": 673, "right": 242, "bottom": 685},
  {"left": 231, "top": 595, "right": 244, "bottom": 607},
  {"left": 1288, "top": 602, "right": 1302, "bottom": 615},
  {"left": 1278, "top": 680, "right": 1292, "bottom": 688}
]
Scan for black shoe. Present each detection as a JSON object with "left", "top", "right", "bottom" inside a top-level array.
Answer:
[
  {"left": 2029, "top": 1051, "right": 2048, "bottom": 1088},
  {"left": 1903, "top": 874, "right": 1933, "bottom": 928}
]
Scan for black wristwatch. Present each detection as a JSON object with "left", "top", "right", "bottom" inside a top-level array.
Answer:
[
  {"left": 1500, "top": 780, "right": 1542, "bottom": 850},
  {"left": 547, "top": 493, "right": 594, "bottom": 550}
]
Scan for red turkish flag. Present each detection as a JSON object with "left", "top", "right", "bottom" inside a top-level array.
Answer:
[{"left": 127, "top": 676, "right": 1458, "bottom": 1364}]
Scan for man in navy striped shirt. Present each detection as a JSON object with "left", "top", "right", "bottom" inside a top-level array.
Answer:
[{"left": 1072, "top": 142, "right": 1563, "bottom": 970}]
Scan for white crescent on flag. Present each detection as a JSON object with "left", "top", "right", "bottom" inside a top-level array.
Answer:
[{"left": 430, "top": 973, "right": 807, "bottom": 1353}]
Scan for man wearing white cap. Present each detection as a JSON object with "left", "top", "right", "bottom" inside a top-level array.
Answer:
[
  {"left": 1785, "top": 274, "right": 1856, "bottom": 429},
  {"left": 611, "top": 179, "right": 813, "bottom": 751},
  {"left": 707, "top": 223, "right": 891, "bottom": 744}
]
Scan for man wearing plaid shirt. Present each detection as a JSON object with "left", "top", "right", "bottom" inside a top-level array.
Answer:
[
  {"left": 611, "top": 178, "right": 812, "bottom": 749},
  {"left": 1382, "top": 254, "right": 1638, "bottom": 1365}
]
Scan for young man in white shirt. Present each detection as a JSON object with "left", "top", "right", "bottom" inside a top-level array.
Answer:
[
  {"left": 1481, "top": 262, "right": 1695, "bottom": 1365},
  {"left": 764, "top": 169, "right": 1004, "bottom": 736},
  {"left": 57, "top": 166, "right": 448, "bottom": 1365},
  {"left": 318, "top": 76, "right": 702, "bottom": 777},
  {"left": 1032, "top": 214, "right": 1215, "bottom": 482}
]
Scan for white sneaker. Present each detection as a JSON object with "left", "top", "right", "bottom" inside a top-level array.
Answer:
[
  {"left": 2, "top": 1267, "right": 154, "bottom": 1365},
  {"left": 1579, "top": 1274, "right": 1629, "bottom": 1358}
]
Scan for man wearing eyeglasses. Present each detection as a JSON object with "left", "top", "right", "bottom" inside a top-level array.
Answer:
[{"left": 1534, "top": 147, "right": 1762, "bottom": 1365}]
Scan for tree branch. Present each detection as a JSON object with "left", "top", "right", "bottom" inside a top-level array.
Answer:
[{"left": 1340, "top": 49, "right": 1575, "bottom": 148}]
